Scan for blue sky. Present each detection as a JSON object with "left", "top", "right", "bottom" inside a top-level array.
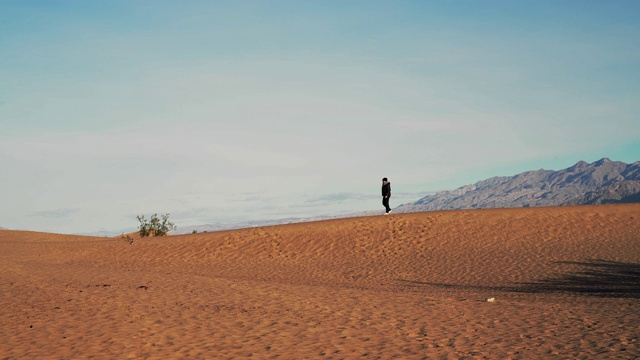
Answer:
[{"left": 1, "top": 1, "right": 639, "bottom": 234}]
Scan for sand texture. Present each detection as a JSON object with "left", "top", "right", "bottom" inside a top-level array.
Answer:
[{"left": 1, "top": 204, "right": 639, "bottom": 359}]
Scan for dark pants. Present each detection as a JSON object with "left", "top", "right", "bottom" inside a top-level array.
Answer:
[{"left": 382, "top": 197, "right": 391, "bottom": 213}]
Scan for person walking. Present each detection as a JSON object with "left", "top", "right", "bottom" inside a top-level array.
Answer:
[{"left": 382, "top": 177, "right": 392, "bottom": 214}]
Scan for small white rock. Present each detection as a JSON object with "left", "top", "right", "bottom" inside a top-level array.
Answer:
[{"left": 485, "top": 297, "right": 496, "bottom": 303}]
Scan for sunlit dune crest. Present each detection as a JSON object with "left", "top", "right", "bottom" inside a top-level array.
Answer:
[{"left": 1, "top": 204, "right": 639, "bottom": 358}]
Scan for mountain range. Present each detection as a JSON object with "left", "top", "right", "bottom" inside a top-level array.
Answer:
[
  {"left": 396, "top": 158, "right": 640, "bottom": 213},
  {"left": 174, "top": 158, "right": 639, "bottom": 235},
  {"left": 9, "top": 158, "right": 637, "bottom": 236}
]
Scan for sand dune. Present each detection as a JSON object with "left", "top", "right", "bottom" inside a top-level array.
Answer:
[{"left": 1, "top": 204, "right": 639, "bottom": 359}]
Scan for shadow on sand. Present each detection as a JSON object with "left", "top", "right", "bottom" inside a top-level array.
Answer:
[{"left": 398, "top": 260, "right": 640, "bottom": 298}]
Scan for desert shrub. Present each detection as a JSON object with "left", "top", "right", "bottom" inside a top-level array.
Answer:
[{"left": 137, "top": 213, "right": 176, "bottom": 237}]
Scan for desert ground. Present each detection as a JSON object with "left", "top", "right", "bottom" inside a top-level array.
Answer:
[{"left": 1, "top": 204, "right": 639, "bottom": 359}]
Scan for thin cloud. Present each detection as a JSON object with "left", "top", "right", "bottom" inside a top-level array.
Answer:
[
  {"left": 305, "top": 192, "right": 375, "bottom": 205},
  {"left": 30, "top": 208, "right": 80, "bottom": 219}
]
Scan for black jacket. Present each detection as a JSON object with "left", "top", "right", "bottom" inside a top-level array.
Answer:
[{"left": 382, "top": 182, "right": 391, "bottom": 197}]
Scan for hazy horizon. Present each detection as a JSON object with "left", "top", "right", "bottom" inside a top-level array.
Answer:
[{"left": 2, "top": 1, "right": 639, "bottom": 234}]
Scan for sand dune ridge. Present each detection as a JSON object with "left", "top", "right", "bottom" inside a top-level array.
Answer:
[{"left": 1, "top": 204, "right": 639, "bottom": 358}]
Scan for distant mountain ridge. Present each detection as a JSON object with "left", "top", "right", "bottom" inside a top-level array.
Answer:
[
  {"left": 396, "top": 158, "right": 640, "bottom": 213},
  {"left": 86, "top": 158, "right": 640, "bottom": 236}
]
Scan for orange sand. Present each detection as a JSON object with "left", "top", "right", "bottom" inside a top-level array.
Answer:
[{"left": 1, "top": 204, "right": 639, "bottom": 359}]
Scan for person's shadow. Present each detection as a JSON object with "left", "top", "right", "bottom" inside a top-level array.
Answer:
[
  {"left": 516, "top": 260, "right": 640, "bottom": 298},
  {"left": 397, "top": 260, "right": 640, "bottom": 298}
]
